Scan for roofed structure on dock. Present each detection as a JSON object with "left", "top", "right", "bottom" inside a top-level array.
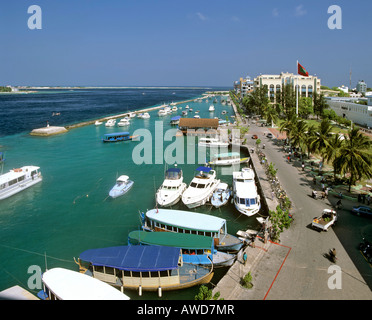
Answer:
[{"left": 178, "top": 118, "right": 219, "bottom": 135}]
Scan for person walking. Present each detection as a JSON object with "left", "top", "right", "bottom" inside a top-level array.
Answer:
[{"left": 243, "top": 252, "right": 247, "bottom": 266}]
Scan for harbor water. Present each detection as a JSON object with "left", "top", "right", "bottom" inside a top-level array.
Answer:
[{"left": 0, "top": 88, "right": 260, "bottom": 299}]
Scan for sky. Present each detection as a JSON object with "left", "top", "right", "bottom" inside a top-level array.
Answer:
[{"left": 0, "top": 0, "right": 371, "bottom": 88}]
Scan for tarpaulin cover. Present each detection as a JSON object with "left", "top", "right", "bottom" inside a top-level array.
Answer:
[{"left": 79, "top": 245, "right": 180, "bottom": 272}]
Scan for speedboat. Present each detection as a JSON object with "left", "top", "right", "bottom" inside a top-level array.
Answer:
[
  {"left": 117, "top": 118, "right": 130, "bottom": 126},
  {"left": 105, "top": 119, "right": 116, "bottom": 127},
  {"left": 232, "top": 168, "right": 261, "bottom": 216},
  {"left": 109, "top": 175, "right": 134, "bottom": 198},
  {"left": 172, "top": 106, "right": 178, "bottom": 112},
  {"left": 95, "top": 120, "right": 103, "bottom": 126},
  {"left": 185, "top": 105, "right": 189, "bottom": 109},
  {"left": 182, "top": 167, "right": 220, "bottom": 208},
  {"left": 156, "top": 166, "right": 187, "bottom": 207},
  {"left": 210, "top": 183, "right": 231, "bottom": 208},
  {"left": 198, "top": 137, "right": 229, "bottom": 148},
  {"left": 209, "top": 105, "right": 215, "bottom": 112},
  {"left": 158, "top": 109, "right": 167, "bottom": 116},
  {"left": 182, "top": 110, "right": 188, "bottom": 116},
  {"left": 208, "top": 152, "right": 249, "bottom": 166},
  {"left": 0, "top": 166, "right": 42, "bottom": 200},
  {"left": 141, "top": 112, "right": 150, "bottom": 119},
  {"left": 193, "top": 115, "right": 200, "bottom": 119}
]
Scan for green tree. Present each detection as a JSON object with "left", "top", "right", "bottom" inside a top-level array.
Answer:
[
  {"left": 289, "top": 119, "right": 308, "bottom": 152},
  {"left": 298, "top": 97, "right": 314, "bottom": 119},
  {"left": 313, "top": 92, "right": 328, "bottom": 119},
  {"left": 310, "top": 119, "right": 334, "bottom": 168},
  {"left": 333, "top": 126, "right": 372, "bottom": 192},
  {"left": 269, "top": 205, "right": 292, "bottom": 242},
  {"left": 264, "top": 104, "right": 279, "bottom": 127},
  {"left": 242, "top": 85, "right": 269, "bottom": 116}
]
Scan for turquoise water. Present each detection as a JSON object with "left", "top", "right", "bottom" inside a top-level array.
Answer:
[{"left": 0, "top": 97, "right": 258, "bottom": 300}]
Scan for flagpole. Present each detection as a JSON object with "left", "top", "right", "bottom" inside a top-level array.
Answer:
[{"left": 296, "top": 60, "right": 299, "bottom": 116}]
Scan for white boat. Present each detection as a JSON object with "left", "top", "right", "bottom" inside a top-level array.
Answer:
[
  {"left": 128, "top": 112, "right": 136, "bottom": 118},
  {"left": 185, "top": 105, "right": 189, "bottom": 109},
  {"left": 39, "top": 268, "right": 130, "bottom": 300},
  {"left": 156, "top": 166, "right": 187, "bottom": 207},
  {"left": 210, "top": 183, "right": 231, "bottom": 208},
  {"left": 182, "top": 166, "right": 220, "bottom": 209},
  {"left": 198, "top": 137, "right": 229, "bottom": 148},
  {"left": 0, "top": 166, "right": 42, "bottom": 200},
  {"left": 117, "top": 118, "right": 130, "bottom": 126},
  {"left": 172, "top": 106, "right": 178, "bottom": 112},
  {"left": 182, "top": 110, "right": 188, "bottom": 116},
  {"left": 233, "top": 168, "right": 261, "bottom": 217},
  {"left": 141, "top": 112, "right": 150, "bottom": 119},
  {"left": 105, "top": 119, "right": 116, "bottom": 127},
  {"left": 170, "top": 116, "right": 181, "bottom": 125},
  {"left": 158, "top": 109, "right": 167, "bottom": 116},
  {"left": 109, "top": 175, "right": 134, "bottom": 198},
  {"left": 94, "top": 120, "right": 102, "bottom": 126},
  {"left": 193, "top": 115, "right": 200, "bottom": 119},
  {"left": 221, "top": 110, "right": 227, "bottom": 115},
  {"left": 208, "top": 152, "right": 249, "bottom": 166},
  {"left": 209, "top": 105, "right": 215, "bottom": 112}
]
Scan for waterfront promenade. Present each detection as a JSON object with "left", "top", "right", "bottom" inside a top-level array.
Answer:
[{"left": 213, "top": 100, "right": 372, "bottom": 300}]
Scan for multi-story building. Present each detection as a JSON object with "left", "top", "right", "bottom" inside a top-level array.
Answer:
[
  {"left": 356, "top": 80, "right": 367, "bottom": 94},
  {"left": 253, "top": 72, "right": 321, "bottom": 103},
  {"left": 233, "top": 76, "right": 254, "bottom": 97}
]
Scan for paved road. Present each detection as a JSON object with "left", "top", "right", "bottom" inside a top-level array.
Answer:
[{"left": 245, "top": 123, "right": 372, "bottom": 299}]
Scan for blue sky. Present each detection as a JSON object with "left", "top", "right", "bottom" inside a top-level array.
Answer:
[{"left": 0, "top": 0, "right": 371, "bottom": 88}]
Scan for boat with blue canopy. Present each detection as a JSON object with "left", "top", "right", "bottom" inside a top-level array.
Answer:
[
  {"left": 76, "top": 245, "right": 213, "bottom": 293},
  {"left": 170, "top": 116, "right": 181, "bottom": 125},
  {"left": 128, "top": 231, "right": 236, "bottom": 267},
  {"left": 141, "top": 208, "right": 243, "bottom": 252},
  {"left": 102, "top": 132, "right": 135, "bottom": 143}
]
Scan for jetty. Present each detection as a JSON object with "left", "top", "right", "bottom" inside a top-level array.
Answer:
[{"left": 30, "top": 126, "right": 68, "bottom": 136}]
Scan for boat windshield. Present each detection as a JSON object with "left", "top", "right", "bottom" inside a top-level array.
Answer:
[
  {"left": 238, "top": 197, "right": 257, "bottom": 206},
  {"left": 165, "top": 169, "right": 181, "bottom": 180}
]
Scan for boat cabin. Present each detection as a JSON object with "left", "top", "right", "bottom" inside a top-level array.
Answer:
[{"left": 77, "top": 245, "right": 213, "bottom": 292}]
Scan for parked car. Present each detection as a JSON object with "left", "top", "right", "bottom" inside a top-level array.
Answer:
[
  {"left": 351, "top": 206, "right": 372, "bottom": 217},
  {"left": 266, "top": 133, "right": 273, "bottom": 138},
  {"left": 252, "top": 135, "right": 258, "bottom": 139}
]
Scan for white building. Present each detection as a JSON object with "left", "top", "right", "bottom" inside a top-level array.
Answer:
[
  {"left": 326, "top": 97, "right": 372, "bottom": 128},
  {"left": 337, "top": 85, "right": 349, "bottom": 93},
  {"left": 254, "top": 72, "right": 321, "bottom": 103}
]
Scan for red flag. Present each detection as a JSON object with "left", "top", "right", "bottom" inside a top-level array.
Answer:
[{"left": 297, "top": 62, "right": 309, "bottom": 77}]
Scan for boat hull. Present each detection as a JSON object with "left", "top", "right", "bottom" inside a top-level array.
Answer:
[
  {"left": 0, "top": 174, "right": 42, "bottom": 200},
  {"left": 109, "top": 180, "right": 134, "bottom": 198}
]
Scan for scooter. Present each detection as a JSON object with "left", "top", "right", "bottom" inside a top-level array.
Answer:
[{"left": 329, "top": 249, "right": 337, "bottom": 263}]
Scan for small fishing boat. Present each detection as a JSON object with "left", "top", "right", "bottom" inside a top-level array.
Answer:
[
  {"left": 76, "top": 245, "right": 213, "bottom": 293},
  {"left": 0, "top": 166, "right": 42, "bottom": 200},
  {"left": 109, "top": 175, "right": 134, "bottom": 198},
  {"left": 182, "top": 110, "right": 188, "bottom": 116},
  {"left": 102, "top": 132, "right": 135, "bottom": 143},
  {"left": 208, "top": 152, "right": 249, "bottom": 166},
  {"left": 182, "top": 166, "right": 220, "bottom": 208},
  {"left": 105, "top": 119, "right": 116, "bottom": 127},
  {"left": 172, "top": 106, "right": 178, "bottom": 112},
  {"left": 38, "top": 268, "right": 130, "bottom": 300},
  {"left": 210, "top": 183, "right": 231, "bottom": 208},
  {"left": 117, "top": 118, "right": 130, "bottom": 126},
  {"left": 193, "top": 115, "right": 200, "bottom": 119},
  {"left": 95, "top": 120, "right": 103, "bottom": 126},
  {"left": 233, "top": 167, "right": 261, "bottom": 217},
  {"left": 170, "top": 116, "right": 181, "bottom": 125},
  {"left": 128, "top": 231, "right": 236, "bottom": 267},
  {"left": 209, "top": 105, "right": 215, "bottom": 112},
  {"left": 198, "top": 137, "right": 229, "bottom": 148},
  {"left": 156, "top": 166, "right": 186, "bottom": 207},
  {"left": 185, "top": 105, "right": 189, "bottom": 109},
  {"left": 222, "top": 110, "right": 227, "bottom": 115},
  {"left": 141, "top": 208, "right": 243, "bottom": 251},
  {"left": 142, "top": 112, "right": 150, "bottom": 119}
]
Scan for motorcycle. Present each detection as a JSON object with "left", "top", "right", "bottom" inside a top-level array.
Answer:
[{"left": 359, "top": 238, "right": 372, "bottom": 263}]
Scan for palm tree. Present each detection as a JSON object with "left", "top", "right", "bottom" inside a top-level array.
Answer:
[
  {"left": 323, "top": 133, "right": 343, "bottom": 179},
  {"left": 289, "top": 119, "right": 308, "bottom": 152},
  {"left": 309, "top": 119, "right": 334, "bottom": 169},
  {"left": 279, "top": 114, "right": 297, "bottom": 141},
  {"left": 264, "top": 105, "right": 279, "bottom": 127},
  {"left": 303, "top": 124, "right": 317, "bottom": 158},
  {"left": 333, "top": 126, "right": 372, "bottom": 192}
]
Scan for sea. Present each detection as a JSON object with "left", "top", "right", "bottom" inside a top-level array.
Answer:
[{"left": 0, "top": 87, "right": 260, "bottom": 300}]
